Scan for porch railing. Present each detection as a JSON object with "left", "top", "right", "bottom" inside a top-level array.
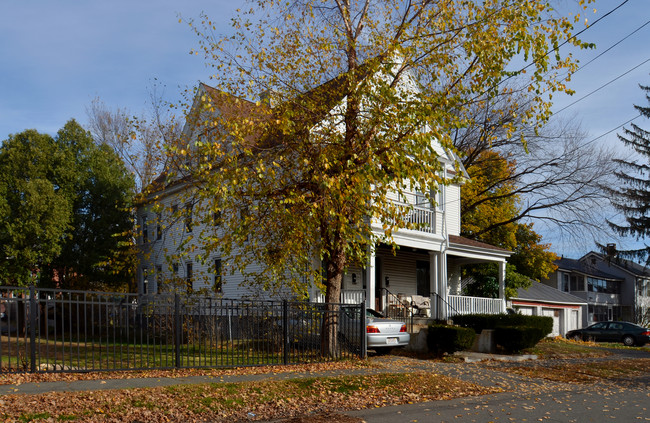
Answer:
[
  {"left": 313, "top": 289, "right": 366, "bottom": 305},
  {"left": 446, "top": 295, "right": 504, "bottom": 316}
]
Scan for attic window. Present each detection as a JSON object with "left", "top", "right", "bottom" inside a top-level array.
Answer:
[{"left": 591, "top": 258, "right": 596, "bottom": 265}]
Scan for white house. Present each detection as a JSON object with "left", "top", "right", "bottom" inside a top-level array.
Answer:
[{"left": 136, "top": 73, "right": 512, "bottom": 321}]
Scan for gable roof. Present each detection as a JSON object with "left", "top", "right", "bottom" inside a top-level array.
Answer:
[
  {"left": 512, "top": 281, "right": 587, "bottom": 305},
  {"left": 581, "top": 251, "right": 650, "bottom": 278},
  {"left": 555, "top": 257, "right": 622, "bottom": 280}
]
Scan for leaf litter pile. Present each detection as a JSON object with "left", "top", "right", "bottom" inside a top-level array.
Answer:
[{"left": 0, "top": 370, "right": 500, "bottom": 422}]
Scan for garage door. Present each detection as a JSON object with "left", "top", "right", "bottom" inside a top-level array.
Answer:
[
  {"left": 569, "top": 309, "right": 579, "bottom": 332},
  {"left": 517, "top": 307, "right": 534, "bottom": 315},
  {"left": 542, "top": 308, "right": 560, "bottom": 337}
]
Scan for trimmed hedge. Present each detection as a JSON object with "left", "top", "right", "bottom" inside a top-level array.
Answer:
[
  {"left": 494, "top": 326, "right": 547, "bottom": 353},
  {"left": 427, "top": 324, "right": 476, "bottom": 355},
  {"left": 452, "top": 313, "right": 553, "bottom": 336}
]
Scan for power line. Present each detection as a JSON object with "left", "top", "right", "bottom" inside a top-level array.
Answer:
[
  {"left": 587, "top": 114, "right": 642, "bottom": 146},
  {"left": 495, "top": 0, "right": 631, "bottom": 91},
  {"left": 554, "top": 57, "right": 650, "bottom": 115},
  {"left": 571, "top": 19, "right": 650, "bottom": 76}
]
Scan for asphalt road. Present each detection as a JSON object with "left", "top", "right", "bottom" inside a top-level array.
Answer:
[
  {"left": 347, "top": 385, "right": 650, "bottom": 422},
  {"left": 343, "top": 347, "right": 650, "bottom": 422}
]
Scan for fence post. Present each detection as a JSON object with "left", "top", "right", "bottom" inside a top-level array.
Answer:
[
  {"left": 174, "top": 293, "right": 181, "bottom": 369},
  {"left": 359, "top": 303, "right": 367, "bottom": 359},
  {"left": 282, "top": 300, "right": 289, "bottom": 365},
  {"left": 29, "top": 285, "right": 37, "bottom": 373}
]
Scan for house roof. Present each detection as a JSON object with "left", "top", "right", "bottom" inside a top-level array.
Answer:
[
  {"left": 448, "top": 235, "right": 510, "bottom": 253},
  {"left": 512, "top": 282, "right": 587, "bottom": 305},
  {"left": 555, "top": 257, "right": 622, "bottom": 280},
  {"left": 582, "top": 251, "right": 650, "bottom": 277}
]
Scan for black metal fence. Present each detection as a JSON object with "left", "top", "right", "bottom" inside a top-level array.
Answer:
[{"left": 0, "top": 286, "right": 366, "bottom": 374}]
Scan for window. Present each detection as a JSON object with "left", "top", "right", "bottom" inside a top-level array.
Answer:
[
  {"left": 638, "top": 279, "right": 650, "bottom": 297},
  {"left": 416, "top": 261, "right": 430, "bottom": 297},
  {"left": 436, "top": 185, "right": 445, "bottom": 211},
  {"left": 142, "top": 267, "right": 148, "bottom": 294},
  {"left": 213, "top": 209, "right": 222, "bottom": 226},
  {"left": 570, "top": 275, "right": 582, "bottom": 291},
  {"left": 589, "top": 305, "right": 608, "bottom": 323},
  {"left": 185, "top": 203, "right": 193, "bottom": 233},
  {"left": 214, "top": 258, "right": 222, "bottom": 293},
  {"left": 172, "top": 262, "right": 179, "bottom": 274},
  {"left": 186, "top": 262, "right": 193, "bottom": 293},
  {"left": 588, "top": 277, "right": 620, "bottom": 294},
  {"left": 155, "top": 265, "right": 162, "bottom": 292},
  {"left": 562, "top": 273, "right": 569, "bottom": 292},
  {"left": 156, "top": 213, "right": 162, "bottom": 240},
  {"left": 142, "top": 215, "right": 148, "bottom": 243}
]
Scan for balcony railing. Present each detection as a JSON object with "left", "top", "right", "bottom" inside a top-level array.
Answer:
[{"left": 389, "top": 198, "right": 436, "bottom": 234}]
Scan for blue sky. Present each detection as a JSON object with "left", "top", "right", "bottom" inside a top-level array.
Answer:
[{"left": 1, "top": 0, "right": 649, "bottom": 258}]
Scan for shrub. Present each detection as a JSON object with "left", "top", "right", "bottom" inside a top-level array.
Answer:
[
  {"left": 453, "top": 313, "right": 553, "bottom": 337},
  {"left": 494, "top": 325, "right": 546, "bottom": 353},
  {"left": 427, "top": 324, "right": 476, "bottom": 356}
]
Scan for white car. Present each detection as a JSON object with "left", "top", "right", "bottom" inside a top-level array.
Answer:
[{"left": 364, "top": 308, "right": 410, "bottom": 353}]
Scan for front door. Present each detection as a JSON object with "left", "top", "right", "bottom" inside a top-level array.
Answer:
[{"left": 416, "top": 260, "right": 430, "bottom": 297}]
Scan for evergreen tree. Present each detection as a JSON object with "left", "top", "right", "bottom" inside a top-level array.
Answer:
[{"left": 609, "top": 84, "right": 650, "bottom": 264}]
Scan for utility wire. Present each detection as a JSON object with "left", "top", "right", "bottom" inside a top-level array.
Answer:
[
  {"left": 494, "top": 0, "right": 630, "bottom": 91},
  {"left": 587, "top": 114, "right": 641, "bottom": 146},
  {"left": 554, "top": 57, "right": 650, "bottom": 116},
  {"left": 571, "top": 19, "right": 650, "bottom": 76}
]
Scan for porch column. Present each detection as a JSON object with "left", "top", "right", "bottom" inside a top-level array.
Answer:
[
  {"left": 439, "top": 251, "right": 448, "bottom": 320},
  {"left": 498, "top": 260, "right": 506, "bottom": 312},
  {"left": 367, "top": 249, "right": 376, "bottom": 309},
  {"left": 429, "top": 251, "right": 438, "bottom": 319}
]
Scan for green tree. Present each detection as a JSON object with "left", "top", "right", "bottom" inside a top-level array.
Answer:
[
  {"left": 182, "top": 0, "right": 592, "bottom": 356},
  {"left": 609, "top": 84, "right": 650, "bottom": 264},
  {"left": 0, "top": 130, "right": 74, "bottom": 285},
  {"left": 0, "top": 120, "right": 135, "bottom": 289},
  {"left": 47, "top": 120, "right": 136, "bottom": 290}
]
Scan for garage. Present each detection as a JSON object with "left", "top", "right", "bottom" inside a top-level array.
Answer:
[
  {"left": 542, "top": 308, "right": 561, "bottom": 337},
  {"left": 510, "top": 282, "right": 587, "bottom": 337}
]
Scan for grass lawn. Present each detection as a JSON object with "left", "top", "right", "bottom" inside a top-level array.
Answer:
[{"left": 1, "top": 334, "right": 330, "bottom": 372}]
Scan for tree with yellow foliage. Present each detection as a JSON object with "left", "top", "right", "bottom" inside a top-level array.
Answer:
[{"left": 178, "top": 0, "right": 593, "bottom": 356}]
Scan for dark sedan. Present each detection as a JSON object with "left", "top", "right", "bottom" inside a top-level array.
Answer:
[{"left": 566, "top": 321, "right": 650, "bottom": 346}]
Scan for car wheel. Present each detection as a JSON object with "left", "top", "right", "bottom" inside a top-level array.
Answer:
[
  {"left": 571, "top": 334, "right": 582, "bottom": 342},
  {"left": 622, "top": 335, "right": 635, "bottom": 347}
]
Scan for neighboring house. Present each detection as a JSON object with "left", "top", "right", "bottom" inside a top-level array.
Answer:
[
  {"left": 509, "top": 282, "right": 587, "bottom": 337},
  {"left": 136, "top": 73, "right": 512, "bottom": 320},
  {"left": 542, "top": 248, "right": 650, "bottom": 327}
]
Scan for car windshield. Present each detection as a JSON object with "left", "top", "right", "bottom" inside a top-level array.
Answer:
[{"left": 366, "top": 309, "right": 384, "bottom": 318}]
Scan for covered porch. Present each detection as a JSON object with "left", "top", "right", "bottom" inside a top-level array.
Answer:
[{"left": 312, "top": 235, "right": 511, "bottom": 323}]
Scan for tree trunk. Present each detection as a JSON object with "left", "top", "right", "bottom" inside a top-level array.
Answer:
[{"left": 321, "top": 245, "right": 346, "bottom": 358}]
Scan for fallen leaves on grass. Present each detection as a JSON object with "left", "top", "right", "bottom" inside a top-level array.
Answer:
[
  {"left": 0, "top": 359, "right": 373, "bottom": 387},
  {"left": 0, "top": 372, "right": 501, "bottom": 422}
]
